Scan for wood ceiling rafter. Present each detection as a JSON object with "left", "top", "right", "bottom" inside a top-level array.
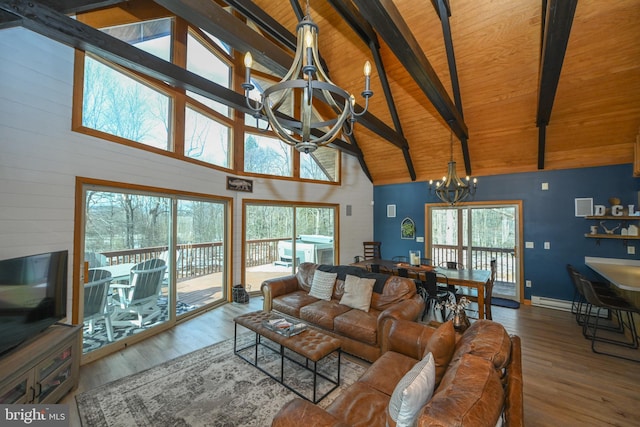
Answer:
[
  {"left": 536, "top": 0, "right": 578, "bottom": 169},
  {"left": 327, "top": 0, "right": 416, "bottom": 181},
  {"left": 0, "top": 0, "right": 363, "bottom": 155},
  {"left": 435, "top": 0, "right": 471, "bottom": 175},
  {"left": 351, "top": 0, "right": 471, "bottom": 174}
]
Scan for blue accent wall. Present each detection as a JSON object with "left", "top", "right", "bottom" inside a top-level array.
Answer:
[{"left": 374, "top": 164, "right": 640, "bottom": 302}]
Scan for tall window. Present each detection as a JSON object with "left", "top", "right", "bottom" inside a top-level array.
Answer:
[{"left": 74, "top": 7, "right": 340, "bottom": 182}]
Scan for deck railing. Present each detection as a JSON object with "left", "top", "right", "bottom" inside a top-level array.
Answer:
[
  {"left": 431, "top": 245, "right": 517, "bottom": 283},
  {"left": 99, "top": 238, "right": 289, "bottom": 279}
]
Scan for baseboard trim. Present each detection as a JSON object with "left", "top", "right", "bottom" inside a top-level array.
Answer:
[{"left": 530, "top": 296, "right": 572, "bottom": 312}]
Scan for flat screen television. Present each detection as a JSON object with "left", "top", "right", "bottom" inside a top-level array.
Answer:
[{"left": 0, "top": 250, "right": 68, "bottom": 357}]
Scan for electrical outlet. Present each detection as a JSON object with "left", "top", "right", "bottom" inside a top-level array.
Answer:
[
  {"left": 629, "top": 246, "right": 636, "bottom": 255},
  {"left": 526, "top": 280, "right": 532, "bottom": 288}
]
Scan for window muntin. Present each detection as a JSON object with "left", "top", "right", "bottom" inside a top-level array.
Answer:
[
  {"left": 244, "top": 132, "right": 293, "bottom": 177},
  {"left": 185, "top": 106, "right": 231, "bottom": 167},
  {"left": 82, "top": 55, "right": 171, "bottom": 149}
]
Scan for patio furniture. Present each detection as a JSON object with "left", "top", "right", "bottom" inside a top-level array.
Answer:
[
  {"left": 84, "top": 269, "right": 114, "bottom": 342},
  {"left": 111, "top": 259, "right": 167, "bottom": 328}
]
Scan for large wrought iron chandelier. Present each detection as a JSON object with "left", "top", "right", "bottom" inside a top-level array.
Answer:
[
  {"left": 429, "top": 132, "right": 477, "bottom": 205},
  {"left": 242, "top": 0, "right": 373, "bottom": 154}
]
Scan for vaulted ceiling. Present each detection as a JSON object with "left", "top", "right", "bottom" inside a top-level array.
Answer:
[{"left": 1, "top": 0, "right": 639, "bottom": 185}]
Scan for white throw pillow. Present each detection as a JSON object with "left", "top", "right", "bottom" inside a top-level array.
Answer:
[
  {"left": 339, "top": 274, "right": 376, "bottom": 312},
  {"left": 388, "top": 352, "right": 436, "bottom": 427},
  {"left": 308, "top": 270, "right": 337, "bottom": 301}
]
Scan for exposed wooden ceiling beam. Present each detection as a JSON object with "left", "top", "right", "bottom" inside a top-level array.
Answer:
[
  {"left": 224, "top": 0, "right": 297, "bottom": 51},
  {"left": 436, "top": 0, "right": 471, "bottom": 175},
  {"left": 327, "top": 0, "right": 416, "bottom": 180},
  {"left": 537, "top": 0, "right": 578, "bottom": 169},
  {"left": 0, "top": 0, "right": 359, "bottom": 156},
  {"left": 352, "top": 0, "right": 468, "bottom": 143}
]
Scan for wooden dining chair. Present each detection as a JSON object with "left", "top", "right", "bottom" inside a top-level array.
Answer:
[{"left": 363, "top": 241, "right": 382, "bottom": 260}]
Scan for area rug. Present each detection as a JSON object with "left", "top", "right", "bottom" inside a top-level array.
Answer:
[
  {"left": 492, "top": 297, "right": 520, "bottom": 309},
  {"left": 76, "top": 335, "right": 367, "bottom": 426}
]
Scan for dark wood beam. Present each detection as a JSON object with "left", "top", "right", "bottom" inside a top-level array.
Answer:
[
  {"left": 224, "top": 0, "right": 296, "bottom": 51},
  {"left": 537, "top": 0, "right": 578, "bottom": 169},
  {"left": 538, "top": 124, "right": 546, "bottom": 170},
  {"left": 0, "top": 9, "right": 20, "bottom": 29},
  {"left": 436, "top": 0, "right": 471, "bottom": 175},
  {"left": 0, "top": 0, "right": 358, "bottom": 156},
  {"left": 352, "top": 0, "right": 468, "bottom": 143},
  {"left": 328, "top": 0, "right": 416, "bottom": 180}
]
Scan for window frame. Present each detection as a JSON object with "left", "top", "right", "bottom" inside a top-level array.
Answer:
[{"left": 72, "top": 6, "right": 341, "bottom": 185}]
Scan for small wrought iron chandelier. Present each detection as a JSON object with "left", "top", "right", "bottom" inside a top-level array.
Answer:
[
  {"left": 429, "top": 132, "right": 477, "bottom": 205},
  {"left": 242, "top": 0, "right": 373, "bottom": 154}
]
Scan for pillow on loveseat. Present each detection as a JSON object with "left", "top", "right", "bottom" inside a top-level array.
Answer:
[
  {"left": 308, "top": 270, "right": 337, "bottom": 301},
  {"left": 339, "top": 274, "right": 376, "bottom": 312},
  {"left": 388, "top": 352, "right": 436, "bottom": 427}
]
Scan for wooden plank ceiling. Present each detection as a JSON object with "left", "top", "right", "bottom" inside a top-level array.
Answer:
[{"left": 1, "top": 0, "right": 639, "bottom": 184}]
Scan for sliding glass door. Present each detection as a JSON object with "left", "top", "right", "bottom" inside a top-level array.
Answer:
[
  {"left": 243, "top": 202, "right": 337, "bottom": 293},
  {"left": 427, "top": 202, "right": 521, "bottom": 301},
  {"left": 78, "top": 182, "right": 230, "bottom": 361}
]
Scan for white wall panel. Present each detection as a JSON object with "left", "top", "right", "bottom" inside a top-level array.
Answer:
[{"left": 0, "top": 28, "right": 374, "bottom": 317}]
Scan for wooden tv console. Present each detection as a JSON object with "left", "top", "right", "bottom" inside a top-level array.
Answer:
[{"left": 0, "top": 324, "right": 82, "bottom": 404}]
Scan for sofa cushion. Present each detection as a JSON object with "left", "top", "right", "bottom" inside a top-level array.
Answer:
[
  {"left": 333, "top": 308, "right": 379, "bottom": 345},
  {"left": 452, "top": 319, "right": 512, "bottom": 370},
  {"left": 272, "top": 290, "right": 319, "bottom": 318},
  {"left": 358, "top": 350, "right": 417, "bottom": 396},
  {"left": 309, "top": 270, "right": 338, "bottom": 301},
  {"left": 388, "top": 352, "right": 436, "bottom": 427},
  {"left": 326, "top": 381, "right": 389, "bottom": 427},
  {"left": 300, "top": 300, "right": 351, "bottom": 330},
  {"left": 317, "top": 264, "right": 389, "bottom": 293},
  {"left": 339, "top": 274, "right": 376, "bottom": 312},
  {"left": 422, "top": 353, "right": 504, "bottom": 427},
  {"left": 370, "top": 276, "right": 416, "bottom": 311},
  {"left": 422, "top": 320, "right": 456, "bottom": 386}
]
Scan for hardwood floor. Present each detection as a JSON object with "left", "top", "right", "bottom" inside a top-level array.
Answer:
[{"left": 61, "top": 298, "right": 640, "bottom": 426}]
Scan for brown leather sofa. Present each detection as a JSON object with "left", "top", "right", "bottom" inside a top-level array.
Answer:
[
  {"left": 261, "top": 262, "right": 425, "bottom": 362},
  {"left": 272, "top": 319, "right": 524, "bottom": 427}
]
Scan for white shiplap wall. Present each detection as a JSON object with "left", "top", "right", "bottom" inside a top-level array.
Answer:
[{"left": 0, "top": 28, "right": 374, "bottom": 318}]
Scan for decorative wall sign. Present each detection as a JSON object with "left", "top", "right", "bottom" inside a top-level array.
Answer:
[
  {"left": 401, "top": 217, "right": 416, "bottom": 240},
  {"left": 226, "top": 176, "right": 253, "bottom": 192}
]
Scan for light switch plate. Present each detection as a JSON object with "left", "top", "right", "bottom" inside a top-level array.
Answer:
[
  {"left": 416, "top": 237, "right": 424, "bottom": 242},
  {"left": 525, "top": 241, "right": 534, "bottom": 249},
  {"left": 544, "top": 242, "right": 550, "bottom": 249},
  {"left": 629, "top": 246, "right": 636, "bottom": 255}
]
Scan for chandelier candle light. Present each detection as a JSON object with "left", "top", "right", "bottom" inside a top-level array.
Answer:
[
  {"left": 242, "top": 1, "right": 373, "bottom": 154},
  {"left": 429, "top": 132, "right": 477, "bottom": 205}
]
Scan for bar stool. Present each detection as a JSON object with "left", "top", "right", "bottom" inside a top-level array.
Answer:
[{"left": 579, "top": 276, "right": 639, "bottom": 362}]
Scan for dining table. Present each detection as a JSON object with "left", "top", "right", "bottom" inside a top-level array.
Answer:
[{"left": 351, "top": 258, "right": 493, "bottom": 319}]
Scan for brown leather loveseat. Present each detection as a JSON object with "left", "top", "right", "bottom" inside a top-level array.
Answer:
[
  {"left": 272, "top": 318, "right": 524, "bottom": 427},
  {"left": 261, "top": 262, "right": 425, "bottom": 362}
]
